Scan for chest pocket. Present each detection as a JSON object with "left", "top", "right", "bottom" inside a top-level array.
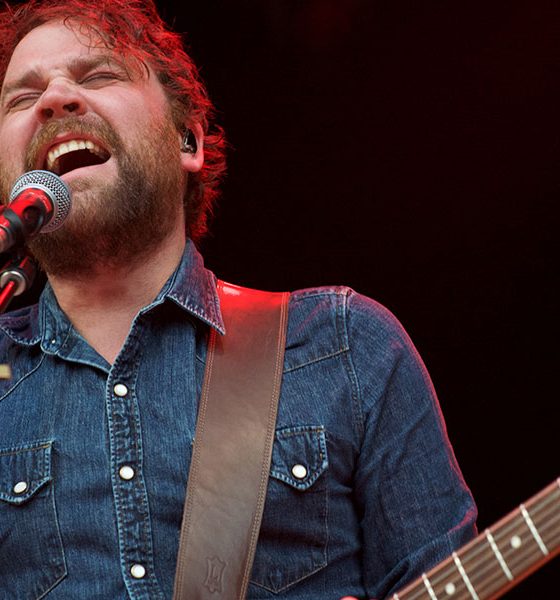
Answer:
[
  {"left": 250, "top": 425, "right": 329, "bottom": 593},
  {"left": 0, "top": 440, "right": 66, "bottom": 599}
]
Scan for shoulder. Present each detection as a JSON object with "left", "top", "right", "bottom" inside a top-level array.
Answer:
[
  {"left": 0, "top": 304, "right": 42, "bottom": 399},
  {"left": 288, "top": 285, "right": 411, "bottom": 346},
  {"left": 0, "top": 304, "right": 41, "bottom": 351},
  {"left": 285, "top": 285, "right": 414, "bottom": 372}
]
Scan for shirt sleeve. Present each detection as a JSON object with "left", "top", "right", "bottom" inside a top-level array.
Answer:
[{"left": 344, "top": 289, "right": 477, "bottom": 599}]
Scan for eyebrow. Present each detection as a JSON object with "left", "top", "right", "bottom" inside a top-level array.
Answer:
[
  {"left": 1, "top": 68, "right": 42, "bottom": 103},
  {"left": 1, "top": 54, "right": 129, "bottom": 103}
]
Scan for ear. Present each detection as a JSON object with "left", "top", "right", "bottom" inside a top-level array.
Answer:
[{"left": 179, "top": 122, "right": 204, "bottom": 173}]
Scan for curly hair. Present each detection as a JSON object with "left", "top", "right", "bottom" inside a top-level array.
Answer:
[{"left": 0, "top": 0, "right": 226, "bottom": 242}]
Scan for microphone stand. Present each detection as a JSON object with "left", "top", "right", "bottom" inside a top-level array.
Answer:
[
  {"left": 0, "top": 249, "right": 35, "bottom": 380},
  {"left": 0, "top": 249, "right": 36, "bottom": 314}
]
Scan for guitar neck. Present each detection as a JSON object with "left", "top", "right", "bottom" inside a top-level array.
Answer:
[{"left": 394, "top": 478, "right": 560, "bottom": 600}]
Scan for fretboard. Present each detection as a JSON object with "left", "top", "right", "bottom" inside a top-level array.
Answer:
[{"left": 393, "top": 478, "right": 560, "bottom": 600}]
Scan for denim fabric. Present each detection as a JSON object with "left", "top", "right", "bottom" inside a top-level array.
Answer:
[{"left": 0, "top": 241, "right": 476, "bottom": 599}]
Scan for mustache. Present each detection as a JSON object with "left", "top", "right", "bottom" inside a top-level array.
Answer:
[{"left": 24, "top": 115, "right": 123, "bottom": 171}]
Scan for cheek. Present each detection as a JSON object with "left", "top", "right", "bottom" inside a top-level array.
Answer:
[
  {"left": 0, "top": 151, "right": 14, "bottom": 199},
  {"left": 0, "top": 118, "right": 30, "bottom": 171},
  {"left": 0, "top": 140, "right": 18, "bottom": 189}
]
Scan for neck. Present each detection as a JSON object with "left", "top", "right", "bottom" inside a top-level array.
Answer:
[{"left": 48, "top": 227, "right": 187, "bottom": 365}]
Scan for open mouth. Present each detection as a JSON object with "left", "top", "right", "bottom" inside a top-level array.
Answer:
[{"left": 44, "top": 139, "right": 111, "bottom": 176}]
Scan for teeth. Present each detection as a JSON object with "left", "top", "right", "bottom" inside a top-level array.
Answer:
[{"left": 45, "top": 138, "right": 109, "bottom": 173}]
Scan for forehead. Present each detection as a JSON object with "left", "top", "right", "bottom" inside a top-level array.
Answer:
[
  {"left": 0, "top": 18, "right": 173, "bottom": 124},
  {"left": 5, "top": 21, "right": 113, "bottom": 84}
]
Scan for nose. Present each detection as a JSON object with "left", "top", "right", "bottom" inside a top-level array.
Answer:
[{"left": 34, "top": 80, "right": 86, "bottom": 123}]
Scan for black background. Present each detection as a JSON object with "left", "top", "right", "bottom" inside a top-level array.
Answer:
[
  {"left": 159, "top": 1, "right": 558, "bottom": 596},
  {"left": 9, "top": 0, "right": 559, "bottom": 596}
]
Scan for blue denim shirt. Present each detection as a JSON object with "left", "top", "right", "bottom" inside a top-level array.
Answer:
[{"left": 0, "top": 242, "right": 476, "bottom": 599}]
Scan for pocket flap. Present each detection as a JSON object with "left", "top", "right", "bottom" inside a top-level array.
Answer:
[
  {"left": 0, "top": 440, "right": 53, "bottom": 505},
  {"left": 270, "top": 426, "right": 328, "bottom": 491}
]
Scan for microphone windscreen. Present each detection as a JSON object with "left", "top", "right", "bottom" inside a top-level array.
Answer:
[{"left": 9, "top": 170, "right": 71, "bottom": 233}]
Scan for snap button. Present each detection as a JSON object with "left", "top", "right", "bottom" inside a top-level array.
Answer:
[
  {"left": 114, "top": 383, "right": 128, "bottom": 397},
  {"left": 119, "top": 465, "right": 135, "bottom": 481},
  {"left": 13, "top": 481, "right": 28, "bottom": 494},
  {"left": 291, "top": 464, "right": 308, "bottom": 479},
  {"left": 130, "top": 563, "right": 146, "bottom": 579}
]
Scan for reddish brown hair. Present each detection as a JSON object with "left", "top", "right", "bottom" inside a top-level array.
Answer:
[{"left": 0, "top": 0, "right": 226, "bottom": 242}]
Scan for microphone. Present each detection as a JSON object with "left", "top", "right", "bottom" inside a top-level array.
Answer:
[{"left": 0, "top": 170, "right": 71, "bottom": 253}]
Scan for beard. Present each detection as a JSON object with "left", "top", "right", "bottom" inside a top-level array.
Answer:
[{"left": 0, "top": 113, "right": 185, "bottom": 279}]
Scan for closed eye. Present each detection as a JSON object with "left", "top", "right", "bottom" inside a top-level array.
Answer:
[
  {"left": 80, "top": 71, "right": 124, "bottom": 87},
  {"left": 6, "top": 93, "right": 40, "bottom": 111}
]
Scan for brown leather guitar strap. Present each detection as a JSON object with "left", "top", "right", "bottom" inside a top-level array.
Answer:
[{"left": 172, "top": 280, "right": 290, "bottom": 600}]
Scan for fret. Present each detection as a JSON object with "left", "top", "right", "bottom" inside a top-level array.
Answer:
[
  {"left": 395, "top": 479, "right": 560, "bottom": 600},
  {"left": 397, "top": 556, "right": 468, "bottom": 599},
  {"left": 422, "top": 573, "right": 438, "bottom": 600},
  {"left": 485, "top": 530, "right": 513, "bottom": 581},
  {"left": 523, "top": 479, "right": 560, "bottom": 553},
  {"left": 537, "top": 509, "right": 560, "bottom": 554},
  {"left": 456, "top": 535, "right": 502, "bottom": 599},
  {"left": 488, "top": 510, "right": 544, "bottom": 581},
  {"left": 425, "top": 558, "right": 469, "bottom": 599},
  {"left": 520, "top": 503, "right": 548, "bottom": 555},
  {"left": 452, "top": 552, "right": 479, "bottom": 600},
  {"left": 454, "top": 529, "right": 511, "bottom": 599}
]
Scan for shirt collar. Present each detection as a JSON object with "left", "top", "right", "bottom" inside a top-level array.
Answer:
[
  {"left": 0, "top": 240, "right": 225, "bottom": 348},
  {"left": 153, "top": 240, "right": 225, "bottom": 334}
]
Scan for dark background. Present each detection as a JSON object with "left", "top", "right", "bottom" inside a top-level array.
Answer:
[
  {"left": 159, "top": 1, "right": 558, "bottom": 596},
  {"left": 8, "top": 0, "right": 558, "bottom": 596}
]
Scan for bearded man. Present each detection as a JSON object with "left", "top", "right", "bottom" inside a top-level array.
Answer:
[{"left": 0, "top": 1, "right": 477, "bottom": 599}]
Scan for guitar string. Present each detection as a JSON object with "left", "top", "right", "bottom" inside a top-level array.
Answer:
[
  {"left": 390, "top": 485, "right": 560, "bottom": 599},
  {"left": 426, "top": 508, "right": 560, "bottom": 593},
  {"left": 398, "top": 496, "right": 560, "bottom": 600},
  {"left": 399, "top": 514, "right": 560, "bottom": 600},
  {"left": 424, "top": 494, "right": 560, "bottom": 588},
  {"left": 492, "top": 486, "right": 560, "bottom": 544},
  {"left": 467, "top": 550, "right": 558, "bottom": 600},
  {"left": 440, "top": 490, "right": 558, "bottom": 572},
  {"left": 473, "top": 539, "right": 559, "bottom": 598},
  {"left": 397, "top": 539, "right": 557, "bottom": 600}
]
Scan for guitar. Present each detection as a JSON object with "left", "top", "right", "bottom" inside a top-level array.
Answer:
[{"left": 392, "top": 478, "right": 560, "bottom": 599}]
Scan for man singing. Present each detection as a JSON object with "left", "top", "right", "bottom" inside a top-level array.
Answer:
[{"left": 0, "top": 1, "right": 476, "bottom": 598}]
